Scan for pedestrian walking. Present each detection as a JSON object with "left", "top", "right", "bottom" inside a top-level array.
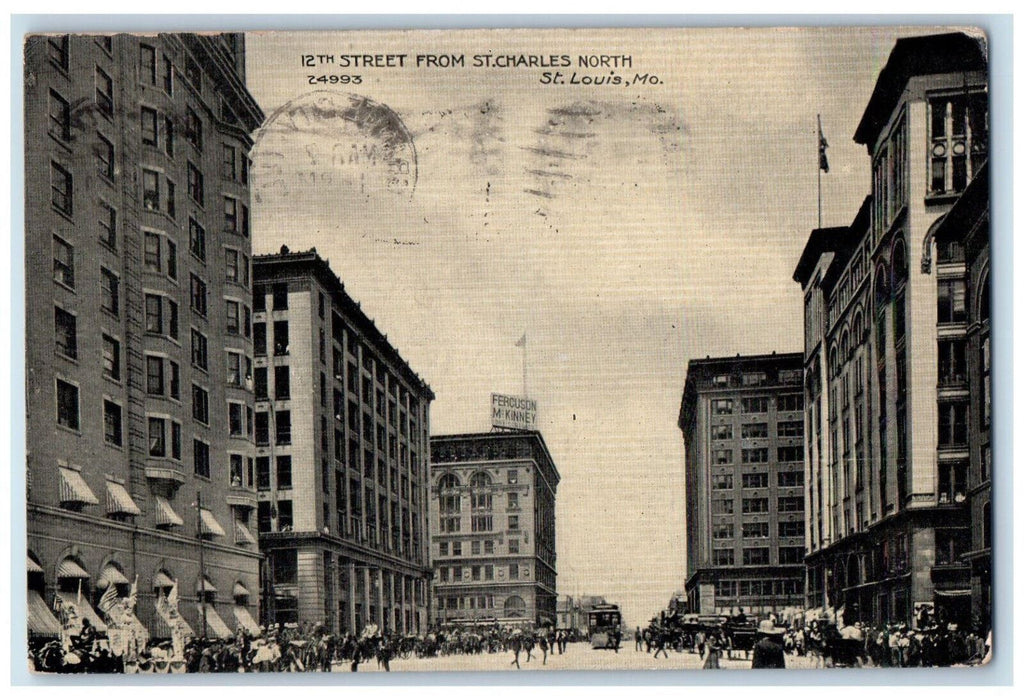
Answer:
[{"left": 751, "top": 620, "right": 786, "bottom": 669}]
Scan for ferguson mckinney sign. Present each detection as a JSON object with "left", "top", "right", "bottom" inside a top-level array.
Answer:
[{"left": 491, "top": 393, "right": 539, "bottom": 431}]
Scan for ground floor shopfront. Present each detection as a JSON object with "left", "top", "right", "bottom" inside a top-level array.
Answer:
[
  {"left": 804, "top": 506, "right": 974, "bottom": 629},
  {"left": 27, "top": 505, "right": 262, "bottom": 641},
  {"left": 684, "top": 565, "right": 805, "bottom": 617},
  {"left": 260, "top": 531, "right": 430, "bottom": 635}
]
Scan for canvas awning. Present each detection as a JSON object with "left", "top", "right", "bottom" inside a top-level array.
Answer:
[
  {"left": 196, "top": 603, "right": 234, "bottom": 639},
  {"left": 154, "top": 496, "right": 184, "bottom": 527},
  {"left": 27, "top": 556, "right": 44, "bottom": 574},
  {"left": 105, "top": 481, "right": 141, "bottom": 516},
  {"left": 232, "top": 582, "right": 251, "bottom": 598},
  {"left": 97, "top": 564, "right": 129, "bottom": 589},
  {"left": 153, "top": 599, "right": 194, "bottom": 639},
  {"left": 153, "top": 571, "right": 176, "bottom": 589},
  {"left": 200, "top": 508, "right": 226, "bottom": 537},
  {"left": 28, "top": 590, "right": 61, "bottom": 637},
  {"left": 235, "top": 519, "right": 257, "bottom": 545},
  {"left": 233, "top": 605, "right": 261, "bottom": 635},
  {"left": 57, "top": 559, "right": 90, "bottom": 580},
  {"left": 55, "top": 591, "right": 108, "bottom": 632},
  {"left": 59, "top": 467, "right": 99, "bottom": 506},
  {"left": 196, "top": 576, "right": 217, "bottom": 594}
]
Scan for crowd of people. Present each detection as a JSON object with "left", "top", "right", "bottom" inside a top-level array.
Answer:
[{"left": 28, "top": 620, "right": 576, "bottom": 674}]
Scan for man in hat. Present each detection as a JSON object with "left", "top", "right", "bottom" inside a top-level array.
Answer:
[{"left": 751, "top": 620, "right": 786, "bottom": 669}]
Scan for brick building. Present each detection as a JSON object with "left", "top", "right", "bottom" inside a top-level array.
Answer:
[
  {"left": 793, "top": 32, "right": 987, "bottom": 628},
  {"left": 679, "top": 353, "right": 807, "bottom": 616},
  {"left": 430, "top": 431, "right": 559, "bottom": 627},
  {"left": 25, "top": 33, "right": 264, "bottom": 640},
  {"left": 252, "top": 248, "right": 433, "bottom": 634}
]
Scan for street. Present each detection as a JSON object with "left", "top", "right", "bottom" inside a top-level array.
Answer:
[{"left": 336, "top": 643, "right": 820, "bottom": 673}]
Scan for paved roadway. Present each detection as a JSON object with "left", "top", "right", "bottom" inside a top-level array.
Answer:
[{"left": 338, "top": 642, "right": 819, "bottom": 673}]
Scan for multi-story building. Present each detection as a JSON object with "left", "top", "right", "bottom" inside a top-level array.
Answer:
[
  {"left": 430, "top": 431, "right": 559, "bottom": 627},
  {"left": 679, "top": 353, "right": 807, "bottom": 616},
  {"left": 25, "top": 33, "right": 264, "bottom": 640},
  {"left": 252, "top": 248, "right": 433, "bottom": 635},
  {"left": 931, "top": 162, "right": 990, "bottom": 631},
  {"left": 793, "top": 32, "right": 987, "bottom": 629}
]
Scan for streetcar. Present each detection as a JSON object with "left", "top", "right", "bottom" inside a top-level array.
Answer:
[{"left": 587, "top": 603, "right": 622, "bottom": 649}]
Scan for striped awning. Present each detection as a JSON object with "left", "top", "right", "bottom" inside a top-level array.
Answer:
[
  {"left": 154, "top": 496, "right": 184, "bottom": 527},
  {"left": 232, "top": 581, "right": 251, "bottom": 598},
  {"left": 196, "top": 603, "right": 234, "bottom": 639},
  {"left": 28, "top": 590, "right": 61, "bottom": 637},
  {"left": 105, "top": 481, "right": 141, "bottom": 516},
  {"left": 59, "top": 467, "right": 99, "bottom": 506},
  {"left": 97, "top": 563, "right": 129, "bottom": 589},
  {"left": 55, "top": 591, "right": 108, "bottom": 632},
  {"left": 199, "top": 508, "right": 226, "bottom": 537},
  {"left": 153, "top": 601, "right": 194, "bottom": 639},
  {"left": 196, "top": 576, "right": 217, "bottom": 594},
  {"left": 234, "top": 519, "right": 257, "bottom": 545},
  {"left": 27, "top": 556, "right": 44, "bottom": 574},
  {"left": 153, "top": 571, "right": 175, "bottom": 589},
  {"left": 232, "top": 605, "right": 260, "bottom": 635},
  {"left": 57, "top": 559, "right": 91, "bottom": 580}
]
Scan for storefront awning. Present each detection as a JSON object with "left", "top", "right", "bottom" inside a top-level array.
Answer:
[
  {"left": 233, "top": 605, "right": 261, "bottom": 635},
  {"left": 153, "top": 600, "right": 194, "bottom": 639},
  {"left": 196, "top": 576, "right": 217, "bottom": 594},
  {"left": 196, "top": 603, "right": 234, "bottom": 639},
  {"left": 106, "top": 481, "right": 141, "bottom": 516},
  {"left": 935, "top": 589, "right": 972, "bottom": 596},
  {"left": 27, "top": 556, "right": 44, "bottom": 574},
  {"left": 28, "top": 590, "right": 61, "bottom": 637},
  {"left": 55, "top": 591, "right": 108, "bottom": 632},
  {"left": 153, "top": 571, "right": 176, "bottom": 589},
  {"left": 97, "top": 564, "right": 130, "bottom": 589},
  {"left": 59, "top": 467, "right": 99, "bottom": 506},
  {"left": 235, "top": 519, "right": 257, "bottom": 545},
  {"left": 154, "top": 495, "right": 184, "bottom": 527},
  {"left": 232, "top": 582, "right": 251, "bottom": 598},
  {"left": 200, "top": 508, "right": 226, "bottom": 537},
  {"left": 57, "top": 559, "right": 91, "bottom": 580}
]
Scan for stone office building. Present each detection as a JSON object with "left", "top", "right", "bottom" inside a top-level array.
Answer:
[
  {"left": 253, "top": 248, "right": 433, "bottom": 634},
  {"left": 25, "top": 33, "right": 264, "bottom": 640},
  {"left": 793, "top": 32, "right": 987, "bottom": 628},
  {"left": 430, "top": 431, "right": 559, "bottom": 627},
  {"left": 679, "top": 353, "right": 807, "bottom": 616}
]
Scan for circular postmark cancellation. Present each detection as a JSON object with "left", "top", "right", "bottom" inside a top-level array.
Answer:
[{"left": 252, "top": 91, "right": 417, "bottom": 206}]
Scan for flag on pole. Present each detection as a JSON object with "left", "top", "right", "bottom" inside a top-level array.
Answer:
[
  {"left": 127, "top": 576, "right": 138, "bottom": 613},
  {"left": 167, "top": 579, "right": 178, "bottom": 608},
  {"left": 77, "top": 578, "right": 83, "bottom": 605},
  {"left": 515, "top": 333, "right": 526, "bottom": 348},
  {"left": 818, "top": 116, "right": 830, "bottom": 173},
  {"left": 98, "top": 584, "right": 118, "bottom": 614}
]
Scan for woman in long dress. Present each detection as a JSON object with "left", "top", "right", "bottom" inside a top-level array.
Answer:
[{"left": 703, "top": 632, "right": 721, "bottom": 669}]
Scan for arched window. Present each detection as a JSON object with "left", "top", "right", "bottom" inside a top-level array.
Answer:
[
  {"left": 503, "top": 595, "right": 526, "bottom": 618},
  {"left": 470, "top": 471, "right": 493, "bottom": 532},
  {"left": 438, "top": 473, "right": 460, "bottom": 491},
  {"left": 852, "top": 310, "right": 864, "bottom": 345},
  {"left": 97, "top": 560, "right": 130, "bottom": 599},
  {"left": 874, "top": 264, "right": 890, "bottom": 310},
  {"left": 470, "top": 471, "right": 492, "bottom": 489},
  {"left": 56, "top": 556, "right": 91, "bottom": 595},
  {"left": 828, "top": 344, "right": 839, "bottom": 379},
  {"left": 840, "top": 329, "right": 850, "bottom": 363},
  {"left": 153, "top": 568, "right": 175, "bottom": 599},
  {"left": 891, "top": 238, "right": 908, "bottom": 289}
]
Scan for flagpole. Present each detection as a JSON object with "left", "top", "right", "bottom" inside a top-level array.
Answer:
[
  {"left": 522, "top": 339, "right": 528, "bottom": 399},
  {"left": 817, "top": 114, "right": 823, "bottom": 229}
]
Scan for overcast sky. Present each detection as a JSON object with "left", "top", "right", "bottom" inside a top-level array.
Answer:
[{"left": 244, "top": 25, "right": 960, "bottom": 625}]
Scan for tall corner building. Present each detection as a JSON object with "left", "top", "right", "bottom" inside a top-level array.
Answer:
[
  {"left": 679, "top": 353, "right": 806, "bottom": 616},
  {"left": 793, "top": 32, "right": 988, "bottom": 629},
  {"left": 25, "top": 34, "right": 264, "bottom": 639},
  {"left": 252, "top": 249, "right": 434, "bottom": 634},
  {"left": 429, "top": 431, "right": 559, "bottom": 626}
]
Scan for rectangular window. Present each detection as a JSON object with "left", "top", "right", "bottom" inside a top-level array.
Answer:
[
  {"left": 49, "top": 89, "right": 70, "bottom": 141},
  {"left": 102, "top": 335, "right": 120, "bottom": 381},
  {"left": 56, "top": 379, "right": 79, "bottom": 430},
  {"left": 193, "top": 439, "right": 210, "bottom": 478},
  {"left": 99, "top": 202, "right": 117, "bottom": 248},
  {"left": 187, "top": 161, "right": 204, "bottom": 206},
  {"left": 274, "top": 321, "right": 289, "bottom": 355},
  {"left": 277, "top": 455, "right": 293, "bottom": 489},
  {"left": 929, "top": 93, "right": 987, "bottom": 195},
  {"left": 712, "top": 399, "right": 733, "bottom": 415},
  {"left": 95, "top": 67, "right": 113, "bottom": 118},
  {"left": 253, "top": 322, "right": 267, "bottom": 356},
  {"left": 54, "top": 306, "right": 77, "bottom": 359},
  {"left": 140, "top": 44, "right": 157, "bottom": 84},
  {"left": 103, "top": 400, "right": 123, "bottom": 446},
  {"left": 938, "top": 401, "right": 969, "bottom": 447},
  {"left": 778, "top": 394, "right": 804, "bottom": 412},
  {"left": 276, "top": 410, "right": 292, "bottom": 445},
  {"left": 51, "top": 162, "right": 72, "bottom": 214},
  {"left": 100, "top": 267, "right": 119, "bottom": 315},
  {"left": 937, "top": 279, "right": 967, "bottom": 324},
  {"left": 712, "top": 498, "right": 734, "bottom": 515},
  {"left": 162, "top": 55, "right": 174, "bottom": 94},
  {"left": 146, "top": 355, "right": 165, "bottom": 395},
  {"left": 273, "top": 284, "right": 289, "bottom": 310},
  {"left": 741, "top": 422, "right": 768, "bottom": 439},
  {"left": 141, "top": 107, "right": 158, "bottom": 146},
  {"left": 741, "top": 448, "right": 768, "bottom": 464},
  {"left": 777, "top": 471, "right": 804, "bottom": 487},
  {"left": 225, "top": 249, "right": 239, "bottom": 282},
  {"left": 189, "top": 218, "right": 206, "bottom": 261},
  {"left": 742, "top": 472, "right": 768, "bottom": 489},
  {"left": 712, "top": 473, "right": 734, "bottom": 490},
  {"left": 226, "top": 300, "right": 240, "bottom": 335},
  {"left": 274, "top": 365, "right": 291, "bottom": 399},
  {"left": 52, "top": 235, "right": 74, "bottom": 288},
  {"left": 778, "top": 521, "right": 804, "bottom": 537},
  {"left": 713, "top": 549, "right": 735, "bottom": 566},
  {"left": 192, "top": 384, "right": 209, "bottom": 424},
  {"left": 222, "top": 144, "right": 237, "bottom": 180},
  {"left": 713, "top": 449, "right": 733, "bottom": 465},
  {"left": 508, "top": 538, "right": 520, "bottom": 554},
  {"left": 224, "top": 196, "right": 238, "bottom": 232},
  {"left": 711, "top": 424, "right": 733, "bottom": 440},
  {"left": 741, "top": 397, "right": 769, "bottom": 414},
  {"left": 777, "top": 420, "right": 804, "bottom": 437},
  {"left": 779, "top": 547, "right": 804, "bottom": 564},
  {"left": 191, "top": 329, "right": 208, "bottom": 370},
  {"left": 778, "top": 496, "right": 805, "bottom": 513},
  {"left": 225, "top": 351, "right": 242, "bottom": 387},
  {"left": 190, "top": 274, "right": 207, "bottom": 316},
  {"left": 778, "top": 445, "right": 804, "bottom": 462},
  {"left": 742, "top": 522, "right": 769, "bottom": 538},
  {"left": 484, "top": 540, "right": 494, "bottom": 554},
  {"left": 148, "top": 417, "right": 165, "bottom": 456},
  {"left": 228, "top": 402, "right": 245, "bottom": 437},
  {"left": 742, "top": 497, "right": 769, "bottom": 514},
  {"left": 713, "top": 523, "right": 734, "bottom": 539},
  {"left": 741, "top": 372, "right": 767, "bottom": 386},
  {"left": 96, "top": 134, "right": 114, "bottom": 180},
  {"left": 938, "top": 338, "right": 967, "bottom": 386},
  {"left": 507, "top": 492, "right": 519, "bottom": 509},
  {"left": 508, "top": 514, "right": 520, "bottom": 531},
  {"left": 143, "top": 169, "right": 161, "bottom": 211},
  {"left": 742, "top": 547, "right": 770, "bottom": 565}
]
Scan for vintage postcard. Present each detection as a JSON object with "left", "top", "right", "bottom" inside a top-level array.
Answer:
[{"left": 20, "top": 25, "right": 994, "bottom": 675}]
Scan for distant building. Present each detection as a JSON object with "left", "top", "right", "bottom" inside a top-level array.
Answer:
[
  {"left": 793, "top": 32, "right": 987, "bottom": 629},
  {"left": 556, "top": 595, "right": 581, "bottom": 633},
  {"left": 25, "top": 33, "right": 264, "bottom": 640},
  {"left": 430, "top": 431, "right": 559, "bottom": 626},
  {"left": 252, "top": 249, "right": 434, "bottom": 634},
  {"left": 679, "top": 353, "right": 807, "bottom": 616}
]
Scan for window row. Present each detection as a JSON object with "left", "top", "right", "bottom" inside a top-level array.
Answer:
[{"left": 711, "top": 496, "right": 805, "bottom": 515}]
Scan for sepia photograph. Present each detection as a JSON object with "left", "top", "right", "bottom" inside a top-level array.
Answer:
[{"left": 15, "top": 19, "right": 1004, "bottom": 678}]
